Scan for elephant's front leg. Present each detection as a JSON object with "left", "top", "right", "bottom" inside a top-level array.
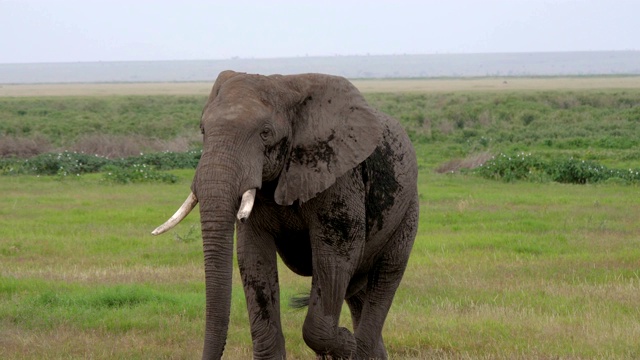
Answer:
[
  {"left": 303, "top": 255, "right": 360, "bottom": 359},
  {"left": 301, "top": 173, "right": 366, "bottom": 359},
  {"left": 237, "top": 222, "right": 285, "bottom": 359}
]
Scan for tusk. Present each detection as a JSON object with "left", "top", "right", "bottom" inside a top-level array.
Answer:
[
  {"left": 237, "top": 189, "right": 256, "bottom": 223},
  {"left": 152, "top": 192, "right": 198, "bottom": 235}
]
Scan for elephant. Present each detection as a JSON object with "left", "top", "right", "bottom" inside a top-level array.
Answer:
[{"left": 152, "top": 70, "right": 419, "bottom": 359}]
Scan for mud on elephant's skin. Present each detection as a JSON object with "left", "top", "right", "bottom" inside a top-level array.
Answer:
[{"left": 152, "top": 70, "right": 419, "bottom": 359}]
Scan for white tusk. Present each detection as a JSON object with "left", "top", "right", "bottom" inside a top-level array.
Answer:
[
  {"left": 152, "top": 192, "right": 198, "bottom": 235},
  {"left": 237, "top": 189, "right": 256, "bottom": 223}
]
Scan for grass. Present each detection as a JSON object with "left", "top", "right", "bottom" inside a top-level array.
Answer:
[
  {"left": 4, "top": 83, "right": 640, "bottom": 169},
  {"left": 2, "top": 160, "right": 639, "bottom": 359},
  {"left": 2, "top": 78, "right": 640, "bottom": 358},
  {"left": 0, "top": 95, "right": 204, "bottom": 148}
]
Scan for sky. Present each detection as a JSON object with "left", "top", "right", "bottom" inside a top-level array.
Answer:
[{"left": 1, "top": 0, "right": 638, "bottom": 64}]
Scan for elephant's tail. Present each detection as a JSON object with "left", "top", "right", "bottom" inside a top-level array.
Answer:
[{"left": 289, "top": 294, "right": 310, "bottom": 309}]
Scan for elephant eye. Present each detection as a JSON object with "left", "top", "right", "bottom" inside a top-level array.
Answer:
[{"left": 260, "top": 128, "right": 272, "bottom": 141}]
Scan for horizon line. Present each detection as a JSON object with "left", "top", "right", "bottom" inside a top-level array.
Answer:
[{"left": 1, "top": 49, "right": 638, "bottom": 66}]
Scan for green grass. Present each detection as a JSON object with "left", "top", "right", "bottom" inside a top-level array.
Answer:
[
  {"left": 2, "top": 85, "right": 640, "bottom": 358},
  {"left": 2, "top": 157, "right": 639, "bottom": 359},
  {"left": 0, "top": 96, "right": 205, "bottom": 146},
  {"left": 3, "top": 89, "right": 640, "bottom": 167},
  {"left": 366, "top": 90, "right": 640, "bottom": 169}
]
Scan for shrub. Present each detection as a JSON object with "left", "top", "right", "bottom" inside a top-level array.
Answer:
[
  {"left": 476, "top": 153, "right": 640, "bottom": 184},
  {"left": 519, "top": 110, "right": 537, "bottom": 126},
  {"left": 547, "top": 158, "right": 609, "bottom": 184},
  {"left": 115, "top": 150, "right": 201, "bottom": 170},
  {"left": 0, "top": 150, "right": 201, "bottom": 183},
  {"left": 475, "top": 152, "right": 546, "bottom": 182},
  {"left": 16, "top": 151, "right": 110, "bottom": 176}
]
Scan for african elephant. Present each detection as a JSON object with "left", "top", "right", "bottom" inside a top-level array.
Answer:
[{"left": 152, "top": 70, "right": 418, "bottom": 359}]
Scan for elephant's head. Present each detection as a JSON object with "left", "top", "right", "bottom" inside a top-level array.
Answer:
[{"left": 152, "top": 70, "right": 383, "bottom": 358}]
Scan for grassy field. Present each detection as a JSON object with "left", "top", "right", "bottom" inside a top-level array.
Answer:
[
  {"left": 1, "top": 78, "right": 640, "bottom": 359},
  {"left": 2, "top": 76, "right": 640, "bottom": 97}
]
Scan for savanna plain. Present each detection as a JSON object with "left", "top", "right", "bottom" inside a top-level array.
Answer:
[{"left": 1, "top": 77, "right": 640, "bottom": 359}]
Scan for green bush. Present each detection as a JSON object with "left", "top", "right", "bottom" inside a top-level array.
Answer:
[
  {"left": 0, "top": 150, "right": 201, "bottom": 183},
  {"left": 474, "top": 152, "right": 546, "bottom": 182},
  {"left": 0, "top": 151, "right": 110, "bottom": 176},
  {"left": 115, "top": 150, "right": 201, "bottom": 170},
  {"left": 547, "top": 158, "right": 609, "bottom": 184},
  {"left": 476, "top": 153, "right": 640, "bottom": 184}
]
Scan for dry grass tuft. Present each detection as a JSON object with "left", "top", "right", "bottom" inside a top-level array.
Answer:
[
  {"left": 436, "top": 152, "right": 493, "bottom": 174},
  {"left": 0, "top": 133, "right": 202, "bottom": 159},
  {"left": 0, "top": 135, "right": 51, "bottom": 158},
  {"left": 70, "top": 134, "right": 199, "bottom": 158},
  {"left": 70, "top": 134, "right": 150, "bottom": 158},
  {"left": 0, "top": 325, "right": 203, "bottom": 360}
]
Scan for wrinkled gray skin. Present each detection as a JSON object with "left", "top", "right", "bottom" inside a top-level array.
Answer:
[{"left": 166, "top": 71, "right": 418, "bottom": 359}]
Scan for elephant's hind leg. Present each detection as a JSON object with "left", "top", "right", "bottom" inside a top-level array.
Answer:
[{"left": 354, "top": 197, "right": 418, "bottom": 359}]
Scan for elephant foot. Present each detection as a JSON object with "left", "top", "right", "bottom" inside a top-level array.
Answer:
[
  {"left": 356, "top": 340, "right": 388, "bottom": 360},
  {"left": 305, "top": 326, "right": 356, "bottom": 360}
]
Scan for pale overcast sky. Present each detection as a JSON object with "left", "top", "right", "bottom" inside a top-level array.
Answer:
[{"left": 1, "top": 0, "right": 638, "bottom": 64}]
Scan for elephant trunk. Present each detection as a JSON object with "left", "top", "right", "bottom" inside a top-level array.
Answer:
[
  {"left": 197, "top": 179, "right": 238, "bottom": 360},
  {"left": 151, "top": 128, "right": 261, "bottom": 359},
  {"left": 195, "top": 146, "right": 260, "bottom": 359}
]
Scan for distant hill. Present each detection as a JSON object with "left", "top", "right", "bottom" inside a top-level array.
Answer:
[{"left": 1, "top": 51, "right": 639, "bottom": 84}]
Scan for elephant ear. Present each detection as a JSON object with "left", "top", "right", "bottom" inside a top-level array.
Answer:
[{"left": 274, "top": 74, "right": 383, "bottom": 206}]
